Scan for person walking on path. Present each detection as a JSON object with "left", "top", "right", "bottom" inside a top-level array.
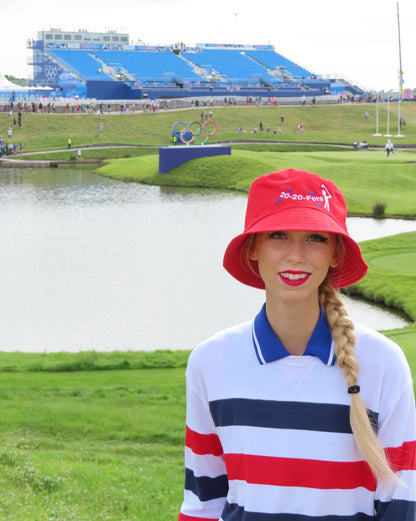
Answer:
[
  {"left": 178, "top": 168, "right": 416, "bottom": 521},
  {"left": 67, "top": 137, "right": 72, "bottom": 149},
  {"left": 385, "top": 139, "right": 395, "bottom": 157}
]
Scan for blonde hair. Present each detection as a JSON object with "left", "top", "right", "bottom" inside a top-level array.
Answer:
[
  {"left": 242, "top": 234, "right": 259, "bottom": 278},
  {"left": 319, "top": 278, "right": 397, "bottom": 484}
]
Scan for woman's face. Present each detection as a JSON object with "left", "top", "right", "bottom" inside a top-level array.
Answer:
[{"left": 249, "top": 230, "right": 339, "bottom": 305}]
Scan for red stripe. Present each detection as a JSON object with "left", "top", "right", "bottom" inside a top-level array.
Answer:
[
  {"left": 178, "top": 514, "right": 218, "bottom": 521},
  {"left": 185, "top": 426, "right": 223, "bottom": 456},
  {"left": 224, "top": 453, "right": 377, "bottom": 491},
  {"left": 386, "top": 440, "right": 416, "bottom": 471}
]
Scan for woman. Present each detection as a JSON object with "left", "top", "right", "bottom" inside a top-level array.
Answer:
[{"left": 178, "top": 169, "right": 416, "bottom": 521}]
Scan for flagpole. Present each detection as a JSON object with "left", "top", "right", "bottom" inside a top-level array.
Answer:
[
  {"left": 373, "top": 92, "right": 381, "bottom": 136},
  {"left": 396, "top": 0, "right": 404, "bottom": 137},
  {"left": 384, "top": 96, "right": 392, "bottom": 137}
]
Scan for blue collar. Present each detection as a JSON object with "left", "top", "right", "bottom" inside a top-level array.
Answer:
[{"left": 252, "top": 304, "right": 336, "bottom": 366}]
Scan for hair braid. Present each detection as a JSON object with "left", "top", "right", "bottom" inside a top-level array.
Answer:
[{"left": 319, "top": 278, "right": 397, "bottom": 485}]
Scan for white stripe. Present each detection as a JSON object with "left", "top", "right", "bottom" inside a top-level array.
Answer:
[
  {"left": 227, "top": 482, "right": 375, "bottom": 517},
  {"left": 216, "top": 424, "right": 361, "bottom": 461},
  {"left": 252, "top": 322, "right": 266, "bottom": 365},
  {"left": 327, "top": 339, "right": 335, "bottom": 365},
  {"left": 185, "top": 446, "right": 226, "bottom": 478},
  {"left": 376, "top": 469, "right": 416, "bottom": 502},
  {"left": 181, "top": 489, "right": 226, "bottom": 518}
]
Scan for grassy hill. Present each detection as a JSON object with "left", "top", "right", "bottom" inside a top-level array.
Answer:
[{"left": 2, "top": 101, "right": 416, "bottom": 152}]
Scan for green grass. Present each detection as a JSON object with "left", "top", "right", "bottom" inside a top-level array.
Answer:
[
  {"left": 345, "top": 232, "right": 416, "bottom": 320},
  {"left": 344, "top": 232, "right": 416, "bottom": 358},
  {"left": 0, "top": 349, "right": 190, "bottom": 373},
  {"left": 3, "top": 102, "right": 416, "bottom": 153},
  {"left": 0, "top": 366, "right": 187, "bottom": 521},
  {"left": 97, "top": 149, "right": 416, "bottom": 218}
]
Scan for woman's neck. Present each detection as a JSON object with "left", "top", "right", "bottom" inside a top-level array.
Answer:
[{"left": 264, "top": 296, "right": 321, "bottom": 356}]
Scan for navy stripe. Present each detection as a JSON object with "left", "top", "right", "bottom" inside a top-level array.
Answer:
[
  {"left": 184, "top": 467, "right": 228, "bottom": 502},
  {"left": 210, "top": 398, "right": 378, "bottom": 434},
  {"left": 222, "top": 502, "right": 374, "bottom": 521},
  {"left": 375, "top": 499, "right": 416, "bottom": 520}
]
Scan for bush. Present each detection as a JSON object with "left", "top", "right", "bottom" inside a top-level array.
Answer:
[{"left": 373, "top": 202, "right": 386, "bottom": 218}]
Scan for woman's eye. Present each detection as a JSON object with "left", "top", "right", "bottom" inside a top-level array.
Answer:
[
  {"left": 267, "top": 231, "right": 286, "bottom": 239},
  {"left": 308, "top": 234, "right": 328, "bottom": 243}
]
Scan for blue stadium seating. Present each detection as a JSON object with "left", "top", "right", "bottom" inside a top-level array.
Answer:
[
  {"left": 182, "top": 49, "right": 273, "bottom": 84},
  {"left": 245, "top": 50, "right": 312, "bottom": 80},
  {"left": 47, "top": 46, "right": 318, "bottom": 87},
  {"left": 39, "top": 44, "right": 332, "bottom": 99},
  {"left": 48, "top": 49, "right": 113, "bottom": 81},
  {"left": 94, "top": 50, "right": 201, "bottom": 84}
]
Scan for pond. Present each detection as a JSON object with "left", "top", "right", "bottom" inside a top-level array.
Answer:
[{"left": 0, "top": 167, "right": 414, "bottom": 352}]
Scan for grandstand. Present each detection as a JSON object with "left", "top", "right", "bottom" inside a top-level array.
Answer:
[{"left": 26, "top": 28, "right": 360, "bottom": 100}]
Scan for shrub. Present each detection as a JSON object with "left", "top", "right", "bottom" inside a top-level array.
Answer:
[{"left": 373, "top": 202, "right": 386, "bottom": 219}]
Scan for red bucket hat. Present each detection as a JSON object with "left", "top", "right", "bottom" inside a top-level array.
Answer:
[{"left": 223, "top": 169, "right": 368, "bottom": 290}]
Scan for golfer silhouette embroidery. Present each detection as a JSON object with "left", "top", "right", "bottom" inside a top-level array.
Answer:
[{"left": 321, "top": 184, "right": 332, "bottom": 211}]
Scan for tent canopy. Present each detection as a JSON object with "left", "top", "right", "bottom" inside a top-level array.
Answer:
[{"left": 0, "top": 73, "right": 29, "bottom": 91}]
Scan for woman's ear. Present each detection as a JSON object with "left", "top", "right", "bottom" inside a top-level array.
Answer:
[
  {"left": 330, "top": 235, "right": 344, "bottom": 268},
  {"left": 248, "top": 247, "right": 258, "bottom": 261},
  {"left": 330, "top": 252, "right": 340, "bottom": 269},
  {"left": 245, "top": 234, "right": 258, "bottom": 262}
]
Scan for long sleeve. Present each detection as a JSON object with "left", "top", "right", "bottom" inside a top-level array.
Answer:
[
  {"left": 351, "top": 323, "right": 416, "bottom": 520},
  {"left": 178, "top": 350, "right": 228, "bottom": 521},
  {"left": 374, "top": 381, "right": 416, "bottom": 519}
]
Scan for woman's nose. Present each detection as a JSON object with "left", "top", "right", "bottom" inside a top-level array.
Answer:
[{"left": 286, "top": 239, "right": 305, "bottom": 262}]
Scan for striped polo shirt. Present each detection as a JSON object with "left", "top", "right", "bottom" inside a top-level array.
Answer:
[{"left": 178, "top": 306, "right": 416, "bottom": 521}]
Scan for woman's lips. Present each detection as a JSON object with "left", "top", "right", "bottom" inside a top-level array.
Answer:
[{"left": 279, "top": 271, "right": 311, "bottom": 286}]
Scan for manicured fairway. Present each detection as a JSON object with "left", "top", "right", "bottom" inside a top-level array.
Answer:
[{"left": 371, "top": 252, "right": 416, "bottom": 273}]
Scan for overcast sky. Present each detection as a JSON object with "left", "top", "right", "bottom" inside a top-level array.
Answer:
[{"left": 0, "top": 0, "right": 414, "bottom": 91}]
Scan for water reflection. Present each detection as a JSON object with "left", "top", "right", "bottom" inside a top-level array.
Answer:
[{"left": 0, "top": 168, "right": 414, "bottom": 352}]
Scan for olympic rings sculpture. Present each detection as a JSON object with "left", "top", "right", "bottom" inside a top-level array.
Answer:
[{"left": 172, "top": 120, "right": 217, "bottom": 145}]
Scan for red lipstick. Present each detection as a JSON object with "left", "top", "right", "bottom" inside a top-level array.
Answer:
[{"left": 279, "top": 271, "right": 311, "bottom": 286}]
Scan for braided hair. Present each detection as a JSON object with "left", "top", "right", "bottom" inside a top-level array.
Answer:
[{"left": 319, "top": 277, "right": 397, "bottom": 483}]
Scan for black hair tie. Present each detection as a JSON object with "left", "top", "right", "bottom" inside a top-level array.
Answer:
[{"left": 348, "top": 385, "right": 360, "bottom": 394}]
